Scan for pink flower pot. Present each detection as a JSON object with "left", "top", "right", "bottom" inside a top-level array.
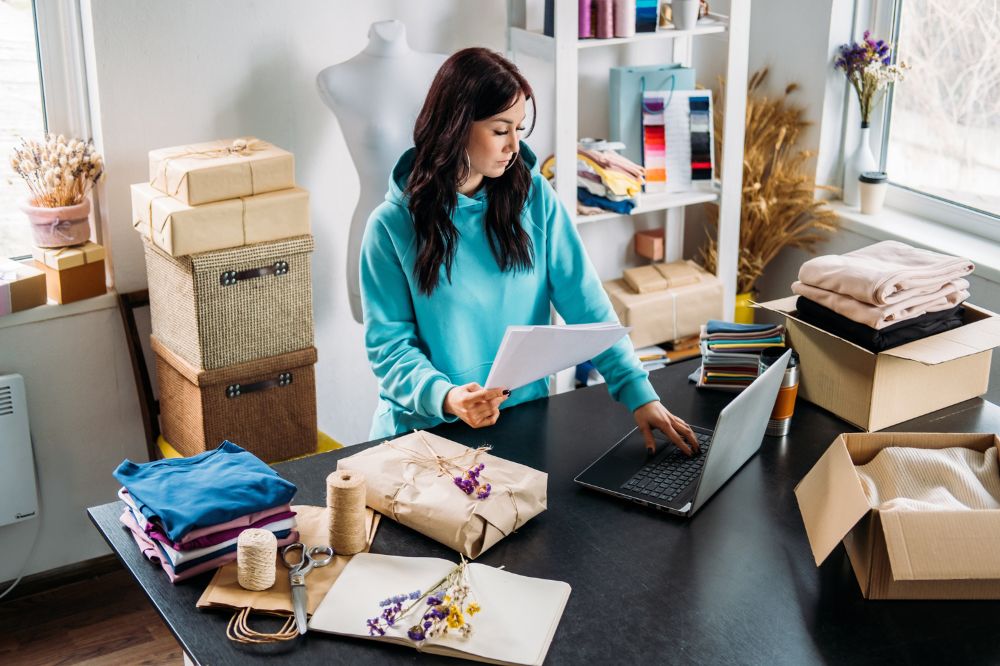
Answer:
[{"left": 20, "top": 197, "right": 92, "bottom": 248}]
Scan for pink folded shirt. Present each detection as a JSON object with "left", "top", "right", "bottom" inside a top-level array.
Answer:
[
  {"left": 119, "top": 509, "right": 297, "bottom": 584},
  {"left": 792, "top": 279, "right": 970, "bottom": 330},
  {"left": 118, "top": 487, "right": 292, "bottom": 550},
  {"left": 798, "top": 240, "right": 974, "bottom": 306}
]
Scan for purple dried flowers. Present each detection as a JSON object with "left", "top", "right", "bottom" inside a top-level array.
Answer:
[
  {"left": 454, "top": 462, "right": 491, "bottom": 500},
  {"left": 366, "top": 559, "right": 481, "bottom": 644},
  {"left": 834, "top": 30, "right": 909, "bottom": 124}
]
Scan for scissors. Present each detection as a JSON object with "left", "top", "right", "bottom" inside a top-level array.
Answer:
[{"left": 281, "top": 542, "right": 334, "bottom": 635}]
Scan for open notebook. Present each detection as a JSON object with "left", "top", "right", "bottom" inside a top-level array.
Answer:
[{"left": 308, "top": 553, "right": 572, "bottom": 666}]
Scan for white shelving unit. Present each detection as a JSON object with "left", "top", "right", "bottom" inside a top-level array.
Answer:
[{"left": 506, "top": 0, "right": 750, "bottom": 320}]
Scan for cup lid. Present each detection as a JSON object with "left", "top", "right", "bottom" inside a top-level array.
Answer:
[{"left": 859, "top": 171, "right": 887, "bottom": 183}]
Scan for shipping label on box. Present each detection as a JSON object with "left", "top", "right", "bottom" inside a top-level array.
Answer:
[
  {"left": 796, "top": 432, "right": 1000, "bottom": 600},
  {"left": 148, "top": 137, "right": 295, "bottom": 206},
  {"left": 757, "top": 296, "right": 1000, "bottom": 431},
  {"left": 131, "top": 183, "right": 310, "bottom": 258}
]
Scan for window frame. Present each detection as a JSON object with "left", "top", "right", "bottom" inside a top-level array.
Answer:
[{"left": 869, "top": 0, "right": 1000, "bottom": 243}]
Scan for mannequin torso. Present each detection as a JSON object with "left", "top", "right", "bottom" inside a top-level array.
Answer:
[{"left": 317, "top": 20, "right": 446, "bottom": 323}]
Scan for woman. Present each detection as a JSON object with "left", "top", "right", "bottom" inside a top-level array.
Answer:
[{"left": 360, "top": 47, "right": 698, "bottom": 456}]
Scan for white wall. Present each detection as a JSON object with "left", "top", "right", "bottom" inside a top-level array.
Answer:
[{"left": 1, "top": 0, "right": 857, "bottom": 580}]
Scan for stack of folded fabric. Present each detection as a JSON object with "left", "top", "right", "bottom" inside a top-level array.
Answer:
[
  {"left": 540, "top": 143, "right": 645, "bottom": 215},
  {"left": 697, "top": 320, "right": 785, "bottom": 389},
  {"left": 113, "top": 441, "right": 299, "bottom": 583},
  {"left": 791, "top": 241, "right": 973, "bottom": 351}
]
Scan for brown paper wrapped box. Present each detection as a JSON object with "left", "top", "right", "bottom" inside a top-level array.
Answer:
[
  {"left": 149, "top": 137, "right": 295, "bottom": 206},
  {"left": 337, "top": 430, "right": 548, "bottom": 559},
  {"left": 0, "top": 259, "right": 46, "bottom": 314},
  {"left": 131, "top": 182, "right": 310, "bottom": 257},
  {"left": 605, "top": 260, "right": 723, "bottom": 348}
]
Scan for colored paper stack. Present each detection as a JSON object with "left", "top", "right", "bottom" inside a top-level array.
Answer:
[
  {"left": 131, "top": 137, "right": 317, "bottom": 462},
  {"left": 113, "top": 441, "right": 299, "bottom": 583},
  {"left": 696, "top": 320, "right": 785, "bottom": 389}
]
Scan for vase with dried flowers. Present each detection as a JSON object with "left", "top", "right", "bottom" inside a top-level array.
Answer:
[
  {"left": 699, "top": 69, "right": 839, "bottom": 322},
  {"left": 834, "top": 31, "right": 908, "bottom": 206},
  {"left": 9, "top": 134, "right": 104, "bottom": 248}
]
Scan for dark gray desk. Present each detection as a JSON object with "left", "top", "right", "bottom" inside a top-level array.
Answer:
[{"left": 88, "top": 359, "right": 1000, "bottom": 665}]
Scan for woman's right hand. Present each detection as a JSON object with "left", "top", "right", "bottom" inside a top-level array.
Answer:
[{"left": 443, "top": 383, "right": 509, "bottom": 428}]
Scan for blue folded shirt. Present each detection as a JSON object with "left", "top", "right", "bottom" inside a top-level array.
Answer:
[
  {"left": 705, "top": 320, "right": 779, "bottom": 334},
  {"left": 113, "top": 441, "right": 297, "bottom": 541}
]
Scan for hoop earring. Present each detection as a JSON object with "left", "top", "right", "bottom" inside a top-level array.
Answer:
[
  {"left": 459, "top": 149, "right": 472, "bottom": 186},
  {"left": 503, "top": 152, "right": 518, "bottom": 172}
]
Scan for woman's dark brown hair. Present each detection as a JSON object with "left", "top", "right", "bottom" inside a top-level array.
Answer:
[{"left": 407, "top": 47, "right": 537, "bottom": 295}]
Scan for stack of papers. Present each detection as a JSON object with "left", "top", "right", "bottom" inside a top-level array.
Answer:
[
  {"left": 697, "top": 320, "right": 785, "bottom": 390},
  {"left": 485, "top": 323, "right": 629, "bottom": 390}
]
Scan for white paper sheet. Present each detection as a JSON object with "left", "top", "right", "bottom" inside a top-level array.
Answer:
[
  {"left": 308, "top": 553, "right": 571, "bottom": 666},
  {"left": 484, "top": 323, "right": 630, "bottom": 390}
]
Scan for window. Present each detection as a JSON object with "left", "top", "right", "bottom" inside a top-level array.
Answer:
[
  {"left": 881, "top": 0, "right": 1000, "bottom": 225},
  {"left": 0, "top": 0, "right": 46, "bottom": 259}
]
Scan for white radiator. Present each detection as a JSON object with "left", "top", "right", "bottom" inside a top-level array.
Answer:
[{"left": 0, "top": 374, "right": 39, "bottom": 527}]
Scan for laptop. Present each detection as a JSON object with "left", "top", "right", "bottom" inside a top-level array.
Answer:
[{"left": 575, "top": 349, "right": 791, "bottom": 517}]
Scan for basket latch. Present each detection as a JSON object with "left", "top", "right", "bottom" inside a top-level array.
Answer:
[{"left": 225, "top": 372, "right": 293, "bottom": 398}]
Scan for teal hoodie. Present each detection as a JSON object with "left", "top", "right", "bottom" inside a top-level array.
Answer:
[{"left": 360, "top": 141, "right": 659, "bottom": 439}]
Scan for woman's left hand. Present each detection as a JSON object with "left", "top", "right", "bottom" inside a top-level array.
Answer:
[{"left": 633, "top": 401, "right": 699, "bottom": 456}]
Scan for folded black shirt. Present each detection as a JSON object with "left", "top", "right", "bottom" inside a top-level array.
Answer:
[{"left": 795, "top": 297, "right": 966, "bottom": 353}]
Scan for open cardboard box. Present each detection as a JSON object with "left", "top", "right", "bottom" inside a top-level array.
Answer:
[
  {"left": 756, "top": 296, "right": 1000, "bottom": 431},
  {"left": 796, "top": 432, "right": 1000, "bottom": 600}
]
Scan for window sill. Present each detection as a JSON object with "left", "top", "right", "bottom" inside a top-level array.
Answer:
[
  {"left": 0, "top": 289, "right": 118, "bottom": 331},
  {"left": 830, "top": 201, "right": 1000, "bottom": 286}
]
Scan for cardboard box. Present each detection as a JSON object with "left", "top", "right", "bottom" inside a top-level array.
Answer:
[
  {"left": 131, "top": 183, "right": 310, "bottom": 257},
  {"left": 31, "top": 242, "right": 106, "bottom": 304},
  {"left": 0, "top": 259, "right": 47, "bottom": 314},
  {"left": 757, "top": 296, "right": 1000, "bottom": 431},
  {"left": 148, "top": 137, "right": 295, "bottom": 206},
  {"left": 796, "top": 432, "right": 1000, "bottom": 600},
  {"left": 634, "top": 228, "right": 664, "bottom": 261},
  {"left": 605, "top": 260, "right": 723, "bottom": 348}
]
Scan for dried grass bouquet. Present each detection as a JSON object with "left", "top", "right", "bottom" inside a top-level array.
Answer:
[
  {"left": 700, "top": 69, "right": 838, "bottom": 294},
  {"left": 10, "top": 134, "right": 104, "bottom": 208}
]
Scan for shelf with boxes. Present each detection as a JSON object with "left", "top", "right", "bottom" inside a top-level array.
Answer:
[{"left": 131, "top": 137, "right": 317, "bottom": 463}]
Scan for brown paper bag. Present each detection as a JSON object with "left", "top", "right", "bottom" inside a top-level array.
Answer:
[
  {"left": 337, "top": 430, "right": 548, "bottom": 559},
  {"left": 197, "top": 505, "right": 379, "bottom": 615}
]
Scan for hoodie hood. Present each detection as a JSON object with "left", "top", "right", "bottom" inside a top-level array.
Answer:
[{"left": 386, "top": 140, "right": 539, "bottom": 207}]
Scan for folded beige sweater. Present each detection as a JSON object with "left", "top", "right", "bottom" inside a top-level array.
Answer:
[
  {"left": 856, "top": 446, "right": 1000, "bottom": 512},
  {"left": 791, "top": 279, "right": 969, "bottom": 330},
  {"left": 798, "top": 240, "right": 974, "bottom": 306}
]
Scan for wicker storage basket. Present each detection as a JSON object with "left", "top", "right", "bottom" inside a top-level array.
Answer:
[
  {"left": 152, "top": 335, "right": 317, "bottom": 462},
  {"left": 145, "top": 235, "right": 314, "bottom": 370}
]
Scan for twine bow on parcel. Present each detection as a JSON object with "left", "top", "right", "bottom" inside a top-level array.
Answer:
[
  {"left": 384, "top": 432, "right": 521, "bottom": 535},
  {"left": 152, "top": 138, "right": 268, "bottom": 197}
]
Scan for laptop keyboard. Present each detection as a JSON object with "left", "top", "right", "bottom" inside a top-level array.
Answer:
[{"left": 621, "top": 432, "right": 713, "bottom": 503}]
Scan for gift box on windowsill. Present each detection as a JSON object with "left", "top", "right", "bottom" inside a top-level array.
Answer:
[
  {"left": 31, "top": 242, "right": 106, "bottom": 304},
  {"left": 131, "top": 183, "right": 310, "bottom": 258},
  {"left": 148, "top": 137, "right": 295, "bottom": 206},
  {"left": 0, "top": 259, "right": 47, "bottom": 315}
]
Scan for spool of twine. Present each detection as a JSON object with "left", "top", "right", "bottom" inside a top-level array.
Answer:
[
  {"left": 236, "top": 528, "right": 277, "bottom": 591},
  {"left": 327, "top": 469, "right": 367, "bottom": 555}
]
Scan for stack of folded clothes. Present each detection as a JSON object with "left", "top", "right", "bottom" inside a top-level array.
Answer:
[
  {"left": 791, "top": 241, "right": 973, "bottom": 351},
  {"left": 113, "top": 441, "right": 299, "bottom": 583},
  {"left": 697, "top": 320, "right": 785, "bottom": 389},
  {"left": 540, "top": 144, "right": 645, "bottom": 215}
]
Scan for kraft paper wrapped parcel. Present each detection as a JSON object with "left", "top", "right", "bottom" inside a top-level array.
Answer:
[{"left": 337, "top": 430, "right": 548, "bottom": 559}]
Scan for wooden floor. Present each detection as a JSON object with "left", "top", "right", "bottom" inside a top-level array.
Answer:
[{"left": 0, "top": 567, "right": 182, "bottom": 665}]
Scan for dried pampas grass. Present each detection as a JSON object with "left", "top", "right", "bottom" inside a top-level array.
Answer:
[{"left": 699, "top": 68, "right": 838, "bottom": 294}]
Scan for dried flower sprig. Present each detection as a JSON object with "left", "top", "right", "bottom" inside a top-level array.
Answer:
[
  {"left": 366, "top": 558, "right": 481, "bottom": 644},
  {"left": 454, "top": 462, "right": 491, "bottom": 500},
  {"left": 834, "top": 31, "right": 909, "bottom": 125},
  {"left": 9, "top": 134, "right": 104, "bottom": 208},
  {"left": 699, "top": 69, "right": 839, "bottom": 293}
]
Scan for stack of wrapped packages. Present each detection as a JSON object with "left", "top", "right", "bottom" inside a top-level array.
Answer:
[
  {"left": 541, "top": 141, "right": 645, "bottom": 215},
  {"left": 130, "top": 137, "right": 317, "bottom": 462},
  {"left": 791, "top": 241, "right": 972, "bottom": 352},
  {"left": 113, "top": 441, "right": 298, "bottom": 583},
  {"left": 696, "top": 320, "right": 786, "bottom": 389}
]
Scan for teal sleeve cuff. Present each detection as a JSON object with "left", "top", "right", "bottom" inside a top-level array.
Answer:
[
  {"left": 618, "top": 377, "right": 659, "bottom": 413},
  {"left": 422, "top": 376, "right": 459, "bottom": 423}
]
